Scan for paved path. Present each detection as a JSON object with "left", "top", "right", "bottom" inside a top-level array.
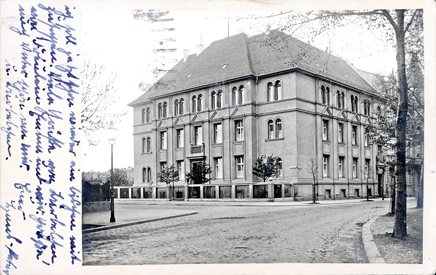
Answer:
[{"left": 83, "top": 199, "right": 390, "bottom": 265}]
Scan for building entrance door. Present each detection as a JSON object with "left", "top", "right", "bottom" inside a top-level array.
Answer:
[{"left": 378, "top": 174, "right": 383, "bottom": 198}]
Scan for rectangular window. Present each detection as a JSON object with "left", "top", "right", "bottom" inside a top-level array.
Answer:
[
  {"left": 214, "top": 157, "right": 223, "bottom": 179},
  {"left": 339, "top": 157, "right": 344, "bottom": 178},
  {"left": 160, "top": 131, "right": 167, "bottom": 150},
  {"left": 177, "top": 129, "right": 184, "bottom": 148},
  {"left": 236, "top": 156, "right": 244, "bottom": 178},
  {"left": 352, "top": 126, "right": 357, "bottom": 145},
  {"left": 338, "top": 123, "right": 344, "bottom": 143},
  {"left": 322, "top": 120, "right": 329, "bottom": 141},
  {"left": 364, "top": 128, "right": 369, "bottom": 147},
  {"left": 177, "top": 160, "right": 185, "bottom": 180},
  {"left": 323, "top": 155, "right": 329, "bottom": 177},
  {"left": 214, "top": 124, "right": 222, "bottom": 144},
  {"left": 160, "top": 162, "right": 167, "bottom": 175},
  {"left": 194, "top": 125, "right": 203, "bottom": 145},
  {"left": 353, "top": 158, "right": 358, "bottom": 178},
  {"left": 235, "top": 120, "right": 244, "bottom": 141}
]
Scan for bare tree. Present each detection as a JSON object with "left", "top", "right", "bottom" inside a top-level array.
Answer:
[
  {"left": 81, "top": 60, "right": 127, "bottom": 145},
  {"left": 306, "top": 158, "right": 318, "bottom": 204}
]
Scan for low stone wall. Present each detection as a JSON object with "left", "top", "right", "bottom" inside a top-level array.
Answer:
[{"left": 83, "top": 201, "right": 110, "bottom": 213}]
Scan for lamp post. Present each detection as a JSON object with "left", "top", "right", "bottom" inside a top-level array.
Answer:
[{"left": 107, "top": 121, "right": 117, "bottom": 223}]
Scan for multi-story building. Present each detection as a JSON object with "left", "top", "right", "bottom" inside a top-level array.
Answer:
[{"left": 128, "top": 30, "right": 387, "bottom": 201}]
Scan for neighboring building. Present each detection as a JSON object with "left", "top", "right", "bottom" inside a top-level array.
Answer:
[{"left": 128, "top": 30, "right": 387, "bottom": 201}]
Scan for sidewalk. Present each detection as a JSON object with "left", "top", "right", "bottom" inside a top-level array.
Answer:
[
  {"left": 369, "top": 197, "right": 423, "bottom": 264},
  {"left": 362, "top": 198, "right": 423, "bottom": 264},
  {"left": 82, "top": 204, "right": 197, "bottom": 233}
]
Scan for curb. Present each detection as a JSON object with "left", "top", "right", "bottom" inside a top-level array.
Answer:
[
  {"left": 362, "top": 216, "right": 385, "bottom": 263},
  {"left": 83, "top": 211, "right": 197, "bottom": 233}
]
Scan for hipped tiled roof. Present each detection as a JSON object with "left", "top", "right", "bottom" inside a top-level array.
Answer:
[{"left": 129, "top": 30, "right": 377, "bottom": 106}]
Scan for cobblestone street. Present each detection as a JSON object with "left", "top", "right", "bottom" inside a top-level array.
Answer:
[{"left": 83, "top": 200, "right": 389, "bottom": 265}]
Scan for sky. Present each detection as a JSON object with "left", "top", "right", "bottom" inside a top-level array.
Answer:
[{"left": 80, "top": 10, "right": 397, "bottom": 172}]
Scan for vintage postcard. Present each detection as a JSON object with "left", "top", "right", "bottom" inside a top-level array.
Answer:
[{"left": 1, "top": 0, "right": 435, "bottom": 274}]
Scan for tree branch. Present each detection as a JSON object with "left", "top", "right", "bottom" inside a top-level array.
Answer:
[
  {"left": 381, "top": 10, "right": 399, "bottom": 34},
  {"left": 404, "top": 9, "right": 419, "bottom": 34}
]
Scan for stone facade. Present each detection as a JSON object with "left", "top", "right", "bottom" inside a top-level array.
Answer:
[{"left": 128, "top": 31, "right": 387, "bottom": 201}]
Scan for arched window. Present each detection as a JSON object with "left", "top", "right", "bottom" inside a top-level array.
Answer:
[
  {"left": 341, "top": 92, "right": 345, "bottom": 109},
  {"left": 268, "top": 120, "right": 275, "bottom": 139},
  {"left": 232, "top": 87, "right": 237, "bottom": 106},
  {"left": 325, "top": 87, "right": 330, "bottom": 105},
  {"left": 275, "top": 81, "right": 282, "bottom": 100},
  {"left": 366, "top": 101, "right": 371, "bottom": 116},
  {"left": 377, "top": 106, "right": 381, "bottom": 123},
  {"left": 163, "top": 102, "right": 167, "bottom": 118},
  {"left": 238, "top": 85, "right": 244, "bottom": 105},
  {"left": 354, "top": 97, "right": 358, "bottom": 113},
  {"left": 142, "top": 167, "right": 146, "bottom": 182},
  {"left": 146, "top": 107, "right": 151, "bottom": 123},
  {"left": 276, "top": 118, "right": 283, "bottom": 138},
  {"left": 147, "top": 167, "right": 151, "bottom": 182},
  {"left": 192, "top": 95, "right": 197, "bottom": 113},
  {"left": 276, "top": 158, "right": 283, "bottom": 178},
  {"left": 142, "top": 108, "right": 146, "bottom": 124},
  {"left": 267, "top": 82, "right": 274, "bottom": 102},
  {"left": 211, "top": 91, "right": 216, "bottom": 110},
  {"left": 351, "top": 95, "right": 355, "bottom": 112},
  {"left": 337, "top": 91, "right": 341, "bottom": 109},
  {"left": 158, "top": 103, "right": 162, "bottom": 119},
  {"left": 174, "top": 99, "right": 179, "bottom": 116},
  {"left": 142, "top": 137, "right": 146, "bottom": 153},
  {"left": 197, "top": 94, "right": 202, "bottom": 112},
  {"left": 217, "top": 90, "right": 222, "bottom": 108},
  {"left": 321, "top": 86, "right": 327, "bottom": 104},
  {"left": 179, "top": 98, "right": 184, "bottom": 115},
  {"left": 147, "top": 137, "right": 151, "bottom": 152}
]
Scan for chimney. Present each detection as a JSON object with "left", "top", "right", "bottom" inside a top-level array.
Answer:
[
  {"left": 196, "top": 44, "right": 204, "bottom": 56},
  {"left": 183, "top": 49, "right": 189, "bottom": 62}
]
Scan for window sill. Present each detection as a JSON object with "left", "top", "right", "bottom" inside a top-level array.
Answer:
[
  {"left": 265, "top": 138, "right": 285, "bottom": 142},
  {"left": 141, "top": 152, "right": 152, "bottom": 155}
]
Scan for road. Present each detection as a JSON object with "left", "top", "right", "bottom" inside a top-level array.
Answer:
[{"left": 83, "top": 200, "right": 389, "bottom": 265}]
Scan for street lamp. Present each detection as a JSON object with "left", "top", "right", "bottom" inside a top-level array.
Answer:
[{"left": 107, "top": 121, "right": 117, "bottom": 223}]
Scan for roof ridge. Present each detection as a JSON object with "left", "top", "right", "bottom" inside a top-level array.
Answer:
[
  {"left": 211, "top": 32, "right": 246, "bottom": 44},
  {"left": 243, "top": 33, "right": 256, "bottom": 75}
]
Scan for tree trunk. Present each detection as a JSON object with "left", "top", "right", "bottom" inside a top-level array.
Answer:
[
  {"left": 417, "top": 166, "right": 423, "bottom": 208},
  {"left": 393, "top": 10, "right": 408, "bottom": 238}
]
